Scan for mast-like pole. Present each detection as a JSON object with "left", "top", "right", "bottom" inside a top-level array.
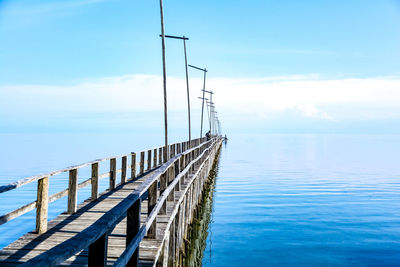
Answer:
[
  {"left": 183, "top": 38, "right": 191, "bottom": 143},
  {"left": 159, "top": 0, "right": 168, "bottom": 162},
  {"left": 200, "top": 70, "right": 207, "bottom": 138}
]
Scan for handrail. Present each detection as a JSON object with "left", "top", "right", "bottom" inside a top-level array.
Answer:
[
  {"left": 114, "top": 139, "right": 216, "bottom": 267},
  {"left": 21, "top": 137, "right": 217, "bottom": 266},
  {"left": 0, "top": 138, "right": 204, "bottom": 194},
  {"left": 0, "top": 137, "right": 207, "bottom": 231}
]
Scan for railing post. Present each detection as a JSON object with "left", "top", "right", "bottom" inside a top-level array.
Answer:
[
  {"left": 147, "top": 180, "right": 158, "bottom": 239},
  {"left": 153, "top": 148, "right": 157, "bottom": 167},
  {"left": 171, "top": 144, "right": 175, "bottom": 157},
  {"left": 168, "top": 217, "right": 176, "bottom": 266},
  {"left": 160, "top": 172, "right": 167, "bottom": 215},
  {"left": 147, "top": 149, "right": 152, "bottom": 171},
  {"left": 68, "top": 169, "right": 78, "bottom": 214},
  {"left": 36, "top": 176, "right": 49, "bottom": 234},
  {"left": 167, "top": 166, "right": 175, "bottom": 201},
  {"left": 139, "top": 151, "right": 145, "bottom": 175},
  {"left": 127, "top": 198, "right": 141, "bottom": 266},
  {"left": 91, "top": 163, "right": 99, "bottom": 201},
  {"left": 89, "top": 233, "right": 108, "bottom": 267},
  {"left": 180, "top": 156, "right": 185, "bottom": 187},
  {"left": 110, "top": 158, "right": 116, "bottom": 190},
  {"left": 158, "top": 147, "right": 162, "bottom": 165},
  {"left": 174, "top": 160, "right": 181, "bottom": 191},
  {"left": 163, "top": 145, "right": 168, "bottom": 163},
  {"left": 177, "top": 143, "right": 181, "bottom": 154},
  {"left": 131, "top": 152, "right": 136, "bottom": 180},
  {"left": 121, "top": 156, "right": 127, "bottom": 184}
]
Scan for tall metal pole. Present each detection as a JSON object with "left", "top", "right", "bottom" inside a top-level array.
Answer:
[
  {"left": 189, "top": 65, "right": 207, "bottom": 138},
  {"left": 183, "top": 38, "right": 191, "bottom": 143},
  {"left": 206, "top": 101, "right": 211, "bottom": 133},
  {"left": 200, "top": 70, "right": 207, "bottom": 138},
  {"left": 209, "top": 93, "right": 213, "bottom": 134},
  {"left": 159, "top": 0, "right": 168, "bottom": 161}
]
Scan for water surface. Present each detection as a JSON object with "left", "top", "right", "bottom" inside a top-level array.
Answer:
[
  {"left": 1, "top": 133, "right": 400, "bottom": 267},
  {"left": 202, "top": 134, "right": 400, "bottom": 266}
]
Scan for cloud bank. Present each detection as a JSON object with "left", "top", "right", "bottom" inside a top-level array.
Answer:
[{"left": 1, "top": 74, "right": 400, "bottom": 133}]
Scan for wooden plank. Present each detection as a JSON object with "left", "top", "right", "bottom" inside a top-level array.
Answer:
[{"left": 0, "top": 201, "right": 37, "bottom": 226}]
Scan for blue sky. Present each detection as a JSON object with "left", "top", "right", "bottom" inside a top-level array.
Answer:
[{"left": 1, "top": 0, "right": 400, "bottom": 134}]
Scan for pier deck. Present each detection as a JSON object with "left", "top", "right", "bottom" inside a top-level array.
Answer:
[{"left": 0, "top": 137, "right": 222, "bottom": 266}]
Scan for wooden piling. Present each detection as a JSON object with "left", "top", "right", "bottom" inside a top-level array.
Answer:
[
  {"left": 140, "top": 151, "right": 145, "bottom": 175},
  {"left": 88, "top": 233, "right": 108, "bottom": 267},
  {"left": 147, "top": 180, "right": 158, "bottom": 239},
  {"left": 110, "top": 158, "right": 116, "bottom": 190},
  {"left": 153, "top": 148, "right": 158, "bottom": 168},
  {"left": 121, "top": 156, "right": 127, "bottom": 184},
  {"left": 36, "top": 177, "right": 48, "bottom": 234},
  {"left": 67, "top": 169, "right": 78, "bottom": 214},
  {"left": 127, "top": 199, "right": 141, "bottom": 266},
  {"left": 131, "top": 152, "right": 136, "bottom": 180},
  {"left": 91, "top": 163, "right": 99, "bottom": 201},
  {"left": 147, "top": 149, "right": 152, "bottom": 171}
]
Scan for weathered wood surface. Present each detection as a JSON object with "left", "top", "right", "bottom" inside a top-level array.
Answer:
[{"left": 0, "top": 137, "right": 221, "bottom": 267}]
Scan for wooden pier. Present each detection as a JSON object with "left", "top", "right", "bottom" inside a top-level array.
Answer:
[{"left": 0, "top": 137, "right": 223, "bottom": 266}]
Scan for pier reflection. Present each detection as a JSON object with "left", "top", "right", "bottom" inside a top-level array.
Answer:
[{"left": 183, "top": 157, "right": 219, "bottom": 267}]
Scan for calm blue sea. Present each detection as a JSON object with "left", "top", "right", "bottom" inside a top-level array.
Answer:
[
  {"left": 1, "top": 133, "right": 400, "bottom": 266},
  {"left": 203, "top": 134, "right": 400, "bottom": 266}
]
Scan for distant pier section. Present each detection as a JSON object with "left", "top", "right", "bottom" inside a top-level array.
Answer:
[{"left": 0, "top": 137, "right": 223, "bottom": 266}]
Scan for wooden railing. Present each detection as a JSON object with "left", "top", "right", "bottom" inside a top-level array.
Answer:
[
  {"left": 18, "top": 136, "right": 222, "bottom": 266},
  {"left": 0, "top": 137, "right": 206, "bottom": 235}
]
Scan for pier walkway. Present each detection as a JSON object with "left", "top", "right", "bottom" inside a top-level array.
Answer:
[{"left": 0, "top": 137, "right": 222, "bottom": 266}]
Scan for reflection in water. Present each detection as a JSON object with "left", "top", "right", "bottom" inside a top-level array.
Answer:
[{"left": 183, "top": 150, "right": 220, "bottom": 267}]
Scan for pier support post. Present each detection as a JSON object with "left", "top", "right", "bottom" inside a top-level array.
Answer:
[
  {"left": 160, "top": 172, "right": 167, "bottom": 215},
  {"left": 153, "top": 148, "right": 158, "bottom": 168},
  {"left": 140, "top": 151, "right": 145, "bottom": 175},
  {"left": 147, "top": 150, "right": 152, "bottom": 171},
  {"left": 131, "top": 152, "right": 136, "bottom": 180},
  {"left": 68, "top": 169, "right": 78, "bottom": 214},
  {"left": 175, "top": 159, "right": 181, "bottom": 191},
  {"left": 91, "top": 163, "right": 99, "bottom": 200},
  {"left": 121, "top": 156, "right": 127, "bottom": 184},
  {"left": 127, "top": 198, "right": 141, "bottom": 266},
  {"left": 110, "top": 158, "right": 116, "bottom": 190},
  {"left": 36, "top": 176, "right": 49, "bottom": 234},
  {"left": 167, "top": 166, "right": 175, "bottom": 201},
  {"left": 159, "top": 147, "right": 163, "bottom": 165},
  {"left": 89, "top": 233, "right": 108, "bottom": 267},
  {"left": 147, "top": 180, "right": 158, "bottom": 238},
  {"left": 168, "top": 218, "right": 176, "bottom": 266}
]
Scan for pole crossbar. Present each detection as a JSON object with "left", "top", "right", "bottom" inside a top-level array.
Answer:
[
  {"left": 159, "top": 34, "right": 189, "bottom": 40},
  {"left": 188, "top": 64, "right": 207, "bottom": 72}
]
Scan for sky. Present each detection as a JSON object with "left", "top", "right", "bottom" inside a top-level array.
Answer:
[{"left": 1, "top": 0, "right": 400, "bottom": 135}]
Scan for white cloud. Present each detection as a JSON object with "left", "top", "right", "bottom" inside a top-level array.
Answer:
[{"left": 1, "top": 74, "right": 400, "bottom": 124}]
